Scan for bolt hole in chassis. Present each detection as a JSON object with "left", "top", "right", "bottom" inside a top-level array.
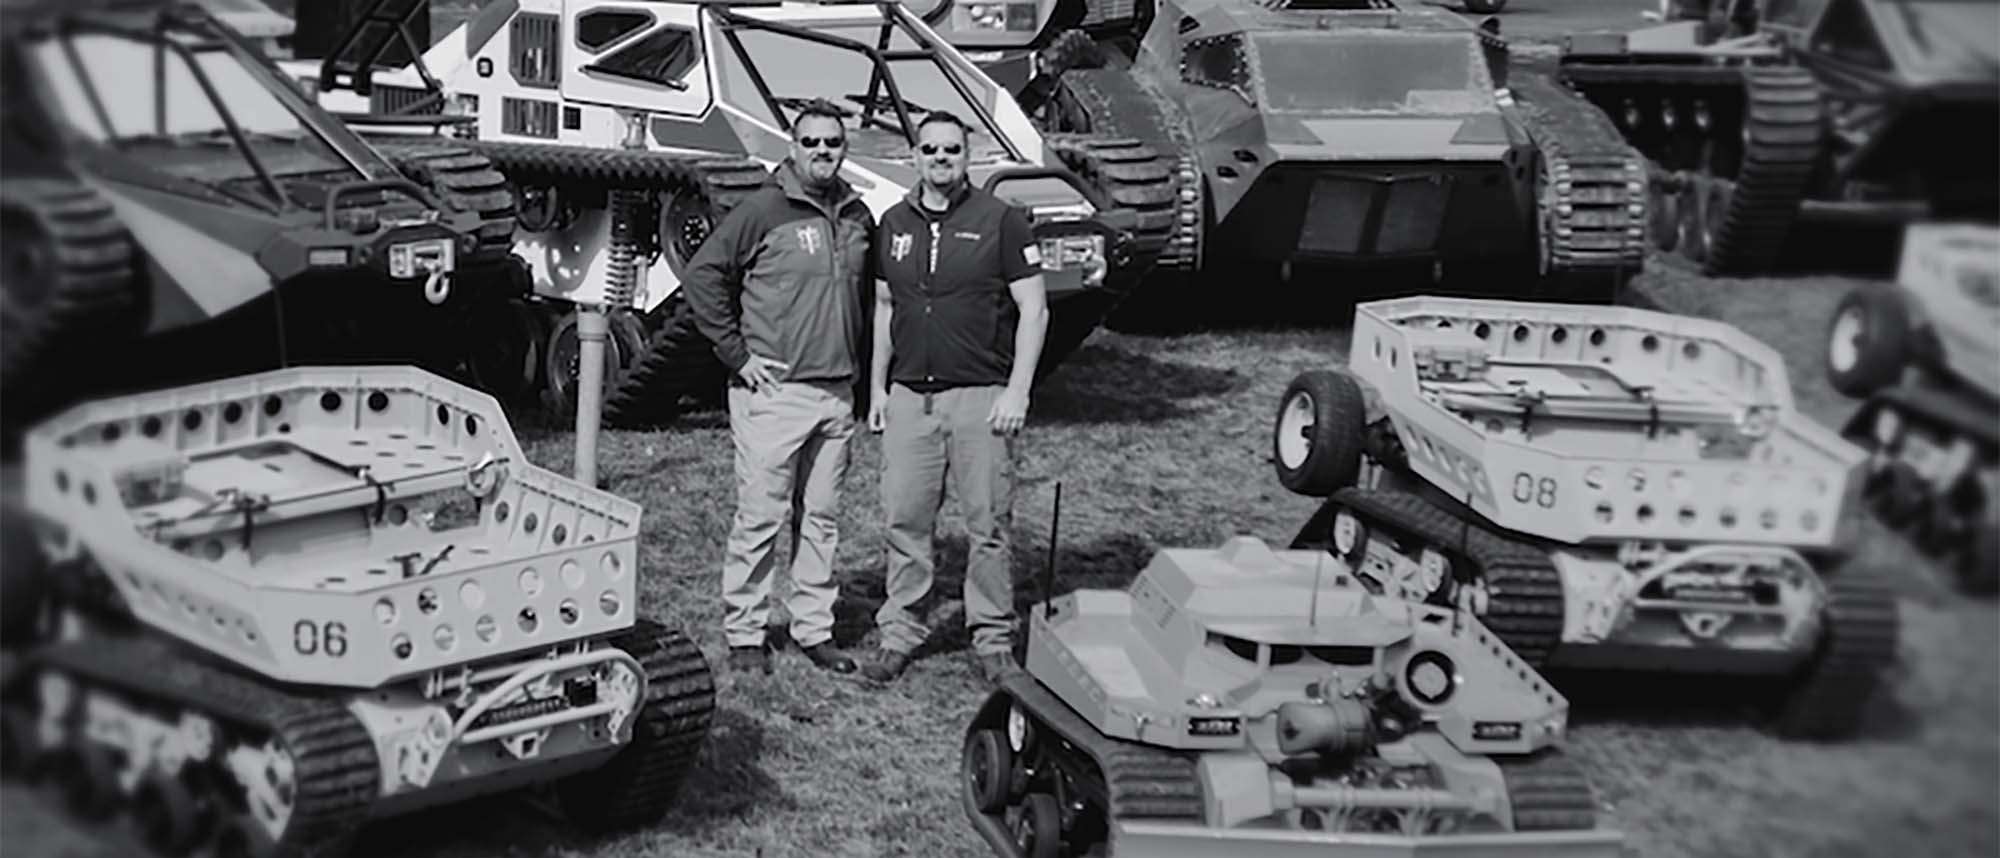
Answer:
[
  {"left": 1821, "top": 222, "right": 2000, "bottom": 595},
  {"left": 1272, "top": 296, "right": 1900, "bottom": 740},
  {"left": 278, "top": 0, "right": 1176, "bottom": 424},
  {"left": 0, "top": 3, "right": 523, "bottom": 443},
  {"left": 957, "top": 534, "right": 1626, "bottom": 858},
  {"left": 0, "top": 366, "right": 716, "bottom": 857}
]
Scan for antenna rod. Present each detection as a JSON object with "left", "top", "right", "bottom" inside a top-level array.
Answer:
[
  {"left": 1310, "top": 550, "right": 1324, "bottom": 628},
  {"left": 1044, "top": 482, "right": 1062, "bottom": 614}
]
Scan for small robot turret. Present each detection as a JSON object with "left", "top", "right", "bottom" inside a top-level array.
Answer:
[{"left": 961, "top": 534, "right": 1623, "bottom": 857}]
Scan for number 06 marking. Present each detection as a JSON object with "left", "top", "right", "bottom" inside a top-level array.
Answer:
[
  {"left": 1512, "top": 473, "right": 1558, "bottom": 508},
  {"left": 293, "top": 620, "right": 349, "bottom": 657}
]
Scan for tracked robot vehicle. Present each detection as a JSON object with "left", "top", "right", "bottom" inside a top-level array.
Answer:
[
  {"left": 1558, "top": 0, "right": 2000, "bottom": 276},
  {"left": 1273, "top": 296, "right": 1898, "bottom": 739},
  {"left": 962, "top": 533, "right": 1625, "bottom": 858},
  {"left": 281, "top": 0, "right": 1178, "bottom": 422},
  {"left": 1824, "top": 222, "right": 2000, "bottom": 594},
  {"left": 0, "top": 366, "right": 716, "bottom": 856},
  {"left": 0, "top": 1, "right": 520, "bottom": 443}
]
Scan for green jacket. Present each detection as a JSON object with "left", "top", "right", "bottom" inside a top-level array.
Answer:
[{"left": 684, "top": 159, "right": 875, "bottom": 382}]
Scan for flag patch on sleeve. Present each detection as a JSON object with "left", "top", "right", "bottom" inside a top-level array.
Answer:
[{"left": 1023, "top": 244, "right": 1043, "bottom": 266}]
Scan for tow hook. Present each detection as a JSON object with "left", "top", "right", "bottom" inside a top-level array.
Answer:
[{"left": 424, "top": 266, "right": 451, "bottom": 305}]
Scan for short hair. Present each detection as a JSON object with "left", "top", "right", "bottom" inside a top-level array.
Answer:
[
  {"left": 791, "top": 99, "right": 848, "bottom": 134},
  {"left": 916, "top": 110, "right": 970, "bottom": 139}
]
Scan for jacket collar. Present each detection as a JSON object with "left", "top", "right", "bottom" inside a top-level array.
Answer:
[
  {"left": 773, "top": 158, "right": 859, "bottom": 214},
  {"left": 904, "top": 179, "right": 973, "bottom": 220}
]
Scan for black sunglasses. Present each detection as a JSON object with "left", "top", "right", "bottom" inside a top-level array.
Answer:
[
  {"left": 797, "top": 135, "right": 846, "bottom": 149},
  {"left": 919, "top": 142, "right": 964, "bottom": 156}
]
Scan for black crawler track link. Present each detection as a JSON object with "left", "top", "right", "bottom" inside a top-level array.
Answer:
[
  {"left": 1494, "top": 749, "right": 1601, "bottom": 832},
  {"left": 376, "top": 142, "right": 520, "bottom": 269},
  {"left": 553, "top": 619, "right": 717, "bottom": 830},
  {"left": 379, "top": 138, "right": 769, "bottom": 426},
  {"left": 967, "top": 674, "right": 1202, "bottom": 855},
  {"left": 1702, "top": 66, "right": 1821, "bottom": 276},
  {"left": 1042, "top": 68, "right": 1200, "bottom": 271},
  {"left": 1038, "top": 133, "right": 1179, "bottom": 373},
  {"left": 1302, "top": 487, "right": 1567, "bottom": 668},
  {"left": 0, "top": 177, "right": 138, "bottom": 438},
  {"left": 1508, "top": 73, "right": 1650, "bottom": 288},
  {"left": 1, "top": 633, "right": 379, "bottom": 857},
  {"left": 1768, "top": 572, "right": 1899, "bottom": 740}
]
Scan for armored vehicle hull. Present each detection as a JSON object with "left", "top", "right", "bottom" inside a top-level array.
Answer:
[
  {"left": 1557, "top": 0, "right": 2000, "bottom": 276},
  {"left": 0, "top": 2, "right": 521, "bottom": 445},
  {"left": 961, "top": 535, "right": 1624, "bottom": 857},
  {"left": 0, "top": 366, "right": 714, "bottom": 855},
  {"left": 1825, "top": 223, "right": 2000, "bottom": 594},
  {"left": 282, "top": 0, "right": 1178, "bottom": 423},
  {"left": 1274, "top": 296, "right": 1899, "bottom": 739}
]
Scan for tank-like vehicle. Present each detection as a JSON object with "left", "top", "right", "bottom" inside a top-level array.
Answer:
[
  {"left": 0, "top": 365, "right": 715, "bottom": 855},
  {"left": 1557, "top": 0, "right": 2000, "bottom": 276},
  {"left": 961, "top": 534, "right": 1625, "bottom": 857},
  {"left": 277, "top": 0, "right": 1179, "bottom": 422},
  {"left": 1011, "top": 0, "right": 1650, "bottom": 308},
  {"left": 0, "top": 0, "right": 520, "bottom": 442},
  {"left": 1824, "top": 222, "right": 2000, "bottom": 593},
  {"left": 1272, "top": 296, "right": 1899, "bottom": 739}
]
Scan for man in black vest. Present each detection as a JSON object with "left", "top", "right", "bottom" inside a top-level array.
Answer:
[{"left": 861, "top": 112, "right": 1049, "bottom": 685}]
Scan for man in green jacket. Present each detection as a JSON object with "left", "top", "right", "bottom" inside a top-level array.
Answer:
[{"left": 684, "top": 101, "right": 874, "bottom": 676}]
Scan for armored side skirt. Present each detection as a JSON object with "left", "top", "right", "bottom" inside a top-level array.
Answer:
[
  {"left": 1108, "top": 821, "right": 1627, "bottom": 858},
  {"left": 1213, "top": 163, "right": 1531, "bottom": 265}
]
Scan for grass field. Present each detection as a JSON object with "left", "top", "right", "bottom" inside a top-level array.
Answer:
[{"left": 4, "top": 2, "right": 1996, "bottom": 855}]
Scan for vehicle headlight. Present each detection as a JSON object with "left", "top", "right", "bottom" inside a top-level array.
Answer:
[
  {"left": 965, "top": 1, "right": 1038, "bottom": 29},
  {"left": 1188, "top": 691, "right": 1223, "bottom": 709}
]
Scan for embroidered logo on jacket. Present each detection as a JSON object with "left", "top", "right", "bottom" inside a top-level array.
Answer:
[
  {"left": 1023, "top": 244, "right": 1043, "bottom": 267},
  {"left": 953, "top": 230, "right": 982, "bottom": 241},
  {"left": 890, "top": 232, "right": 912, "bottom": 262},
  {"left": 796, "top": 224, "right": 822, "bottom": 255}
]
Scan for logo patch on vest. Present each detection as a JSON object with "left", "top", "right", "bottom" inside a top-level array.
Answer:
[
  {"left": 953, "top": 230, "right": 982, "bottom": 241},
  {"left": 1023, "top": 244, "right": 1043, "bottom": 266},
  {"left": 891, "top": 232, "right": 912, "bottom": 262},
  {"left": 796, "top": 224, "right": 821, "bottom": 255}
]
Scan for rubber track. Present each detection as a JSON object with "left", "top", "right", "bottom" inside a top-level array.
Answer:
[
  {"left": 555, "top": 619, "right": 717, "bottom": 829},
  {"left": 386, "top": 138, "right": 769, "bottom": 427},
  {"left": 1494, "top": 749, "right": 1599, "bottom": 832},
  {"left": 16, "top": 635, "right": 379, "bottom": 855},
  {"left": 1038, "top": 134, "right": 1179, "bottom": 374},
  {"left": 1509, "top": 73, "right": 1650, "bottom": 281},
  {"left": 0, "top": 178, "right": 137, "bottom": 421},
  {"left": 1006, "top": 677, "right": 1204, "bottom": 829},
  {"left": 375, "top": 142, "right": 520, "bottom": 269},
  {"left": 1769, "top": 573, "right": 1898, "bottom": 740},
  {"left": 1048, "top": 68, "right": 1201, "bottom": 270},
  {"left": 1703, "top": 67, "right": 1822, "bottom": 276},
  {"left": 1330, "top": 487, "right": 1567, "bottom": 668}
]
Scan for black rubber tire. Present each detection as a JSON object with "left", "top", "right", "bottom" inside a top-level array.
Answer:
[
  {"left": 1958, "top": 525, "right": 1999, "bottom": 596},
  {"left": 1015, "top": 792, "right": 1064, "bottom": 858},
  {"left": 1825, "top": 287, "right": 1911, "bottom": 398},
  {"left": 964, "top": 729, "right": 1013, "bottom": 814},
  {"left": 1273, "top": 370, "right": 1368, "bottom": 497},
  {"left": 540, "top": 311, "right": 631, "bottom": 418}
]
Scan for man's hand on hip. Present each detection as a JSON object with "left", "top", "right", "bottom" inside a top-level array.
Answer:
[
  {"left": 868, "top": 388, "right": 889, "bottom": 433},
  {"left": 738, "top": 354, "right": 789, "bottom": 394},
  {"left": 989, "top": 386, "right": 1030, "bottom": 435}
]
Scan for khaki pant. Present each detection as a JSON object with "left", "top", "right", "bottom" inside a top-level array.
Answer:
[
  {"left": 877, "top": 383, "right": 1016, "bottom": 656},
  {"left": 720, "top": 380, "right": 855, "bottom": 649}
]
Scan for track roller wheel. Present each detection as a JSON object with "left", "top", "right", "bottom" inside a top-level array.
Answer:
[
  {"left": 132, "top": 773, "right": 210, "bottom": 856},
  {"left": 1273, "top": 370, "right": 1368, "bottom": 497},
  {"left": 1676, "top": 175, "right": 1712, "bottom": 265},
  {"left": 1011, "top": 792, "right": 1064, "bottom": 858},
  {"left": 541, "top": 310, "right": 635, "bottom": 417},
  {"left": 1648, "top": 171, "right": 1680, "bottom": 252},
  {"left": 964, "top": 728, "right": 1014, "bottom": 814},
  {"left": 1769, "top": 573, "right": 1898, "bottom": 740},
  {"left": 1824, "top": 286, "right": 1911, "bottom": 398}
]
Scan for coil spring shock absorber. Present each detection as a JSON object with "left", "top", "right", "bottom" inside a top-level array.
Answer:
[{"left": 574, "top": 112, "right": 656, "bottom": 485}]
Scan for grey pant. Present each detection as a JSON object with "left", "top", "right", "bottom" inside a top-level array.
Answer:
[
  {"left": 877, "top": 383, "right": 1016, "bottom": 656},
  {"left": 720, "top": 380, "right": 855, "bottom": 650}
]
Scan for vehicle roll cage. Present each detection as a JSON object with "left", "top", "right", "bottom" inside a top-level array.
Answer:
[{"left": 32, "top": 3, "right": 404, "bottom": 215}]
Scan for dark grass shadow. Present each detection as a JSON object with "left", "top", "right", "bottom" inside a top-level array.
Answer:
[
  {"left": 1034, "top": 344, "right": 1244, "bottom": 426},
  {"left": 1551, "top": 667, "right": 1923, "bottom": 742},
  {"left": 345, "top": 707, "right": 784, "bottom": 856},
  {"left": 830, "top": 531, "right": 1159, "bottom": 662}
]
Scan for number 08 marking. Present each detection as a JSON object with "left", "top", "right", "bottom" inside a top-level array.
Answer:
[
  {"left": 293, "top": 620, "right": 349, "bottom": 657},
  {"left": 1512, "top": 473, "right": 1558, "bottom": 508}
]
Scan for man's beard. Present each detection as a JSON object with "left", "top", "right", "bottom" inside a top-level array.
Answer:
[{"left": 801, "top": 156, "right": 840, "bottom": 189}]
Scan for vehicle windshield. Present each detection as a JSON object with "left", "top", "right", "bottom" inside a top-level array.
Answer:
[
  {"left": 27, "top": 32, "right": 354, "bottom": 181},
  {"left": 713, "top": 17, "right": 1014, "bottom": 163},
  {"left": 1250, "top": 32, "right": 1495, "bottom": 114}
]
